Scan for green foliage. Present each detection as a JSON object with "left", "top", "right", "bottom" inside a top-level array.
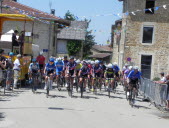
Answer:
[
  {"left": 83, "top": 19, "right": 96, "bottom": 58},
  {"left": 64, "top": 10, "right": 76, "bottom": 21},
  {"left": 153, "top": 77, "right": 160, "bottom": 81},
  {"left": 67, "top": 40, "right": 82, "bottom": 56}
]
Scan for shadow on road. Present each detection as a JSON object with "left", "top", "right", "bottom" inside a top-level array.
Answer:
[
  {"left": 0, "top": 113, "right": 5, "bottom": 121},
  {"left": 133, "top": 105, "right": 151, "bottom": 109}
]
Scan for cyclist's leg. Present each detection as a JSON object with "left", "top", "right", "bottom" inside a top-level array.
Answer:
[{"left": 44, "top": 74, "right": 48, "bottom": 89}]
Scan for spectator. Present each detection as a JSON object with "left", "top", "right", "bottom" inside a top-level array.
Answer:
[
  {"left": 12, "top": 30, "right": 19, "bottom": 53},
  {"left": 155, "top": 72, "right": 166, "bottom": 84},
  {"left": 164, "top": 75, "right": 169, "bottom": 110},
  {"left": 13, "top": 54, "right": 22, "bottom": 89}
]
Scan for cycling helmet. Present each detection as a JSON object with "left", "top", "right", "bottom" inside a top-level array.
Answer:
[
  {"left": 32, "top": 58, "right": 36, "bottom": 62},
  {"left": 95, "top": 60, "right": 99, "bottom": 64},
  {"left": 76, "top": 59, "right": 81, "bottom": 64},
  {"left": 57, "top": 57, "right": 62, "bottom": 62},
  {"left": 49, "top": 58, "right": 55, "bottom": 62},
  {"left": 64, "top": 55, "right": 67, "bottom": 58},
  {"left": 113, "top": 62, "right": 117, "bottom": 66},
  {"left": 39, "top": 51, "right": 43, "bottom": 55},
  {"left": 91, "top": 61, "right": 95, "bottom": 65},
  {"left": 128, "top": 66, "right": 133, "bottom": 70},
  {"left": 107, "top": 63, "right": 113, "bottom": 68},
  {"left": 100, "top": 60, "right": 103, "bottom": 64},
  {"left": 9, "top": 52, "right": 14, "bottom": 56},
  {"left": 70, "top": 56, "right": 74, "bottom": 60},
  {"left": 133, "top": 66, "right": 139, "bottom": 70},
  {"left": 125, "top": 63, "right": 129, "bottom": 66}
]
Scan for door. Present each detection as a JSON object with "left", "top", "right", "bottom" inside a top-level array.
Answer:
[{"left": 141, "top": 55, "right": 152, "bottom": 79}]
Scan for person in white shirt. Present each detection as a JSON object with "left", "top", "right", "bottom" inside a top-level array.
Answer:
[{"left": 13, "top": 54, "right": 22, "bottom": 89}]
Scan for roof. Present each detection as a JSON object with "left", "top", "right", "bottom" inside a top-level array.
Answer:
[
  {"left": 89, "top": 53, "right": 111, "bottom": 58},
  {"left": 57, "top": 21, "right": 88, "bottom": 41},
  {"left": 2, "top": 0, "right": 69, "bottom": 25},
  {"left": 92, "top": 45, "right": 112, "bottom": 52},
  {"left": 0, "top": 14, "right": 32, "bottom": 21}
]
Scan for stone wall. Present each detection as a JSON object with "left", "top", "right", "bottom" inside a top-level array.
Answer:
[{"left": 121, "top": 16, "right": 169, "bottom": 79}]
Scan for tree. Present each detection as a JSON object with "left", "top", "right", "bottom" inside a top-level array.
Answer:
[
  {"left": 64, "top": 10, "right": 76, "bottom": 21},
  {"left": 67, "top": 40, "right": 82, "bottom": 56},
  {"left": 83, "top": 19, "right": 96, "bottom": 58}
]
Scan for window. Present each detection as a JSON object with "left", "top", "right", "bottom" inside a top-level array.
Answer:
[
  {"left": 141, "top": 55, "right": 152, "bottom": 79},
  {"left": 142, "top": 26, "right": 154, "bottom": 43},
  {"left": 57, "top": 40, "right": 68, "bottom": 54},
  {"left": 145, "top": 0, "right": 155, "bottom": 14}
]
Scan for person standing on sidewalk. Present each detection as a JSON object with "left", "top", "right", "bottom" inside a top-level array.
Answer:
[{"left": 13, "top": 54, "right": 22, "bottom": 89}]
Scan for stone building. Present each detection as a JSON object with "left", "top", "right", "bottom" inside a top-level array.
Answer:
[{"left": 112, "top": 0, "right": 169, "bottom": 79}]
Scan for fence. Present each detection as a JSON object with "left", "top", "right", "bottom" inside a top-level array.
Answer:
[{"left": 139, "top": 78, "right": 168, "bottom": 107}]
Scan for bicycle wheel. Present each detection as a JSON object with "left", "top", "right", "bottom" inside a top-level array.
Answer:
[
  {"left": 80, "top": 82, "right": 84, "bottom": 98},
  {"left": 108, "top": 82, "right": 111, "bottom": 98},
  {"left": 46, "top": 79, "right": 50, "bottom": 98}
]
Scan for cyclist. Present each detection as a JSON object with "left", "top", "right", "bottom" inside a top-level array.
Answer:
[
  {"left": 100, "top": 61, "right": 106, "bottom": 87},
  {"left": 55, "top": 57, "right": 64, "bottom": 85},
  {"left": 104, "top": 63, "right": 115, "bottom": 91},
  {"left": 5, "top": 52, "right": 14, "bottom": 90},
  {"left": 127, "top": 66, "right": 141, "bottom": 95},
  {"left": 78, "top": 61, "right": 90, "bottom": 91},
  {"left": 91, "top": 60, "right": 102, "bottom": 92},
  {"left": 65, "top": 56, "right": 77, "bottom": 89},
  {"left": 28, "top": 59, "right": 40, "bottom": 89},
  {"left": 44, "top": 58, "right": 56, "bottom": 90},
  {"left": 0, "top": 49, "right": 6, "bottom": 70}
]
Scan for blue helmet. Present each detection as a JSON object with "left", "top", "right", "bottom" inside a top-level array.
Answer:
[
  {"left": 49, "top": 58, "right": 55, "bottom": 62},
  {"left": 9, "top": 52, "right": 14, "bottom": 56},
  {"left": 32, "top": 58, "right": 36, "bottom": 62}
]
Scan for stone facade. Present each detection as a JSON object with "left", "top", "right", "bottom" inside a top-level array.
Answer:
[{"left": 114, "top": 0, "right": 169, "bottom": 79}]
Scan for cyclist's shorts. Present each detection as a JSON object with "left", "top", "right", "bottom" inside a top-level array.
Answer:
[
  {"left": 46, "top": 71, "right": 54, "bottom": 76},
  {"left": 94, "top": 73, "right": 101, "bottom": 78},
  {"left": 129, "top": 79, "right": 138, "bottom": 88},
  {"left": 69, "top": 70, "right": 74, "bottom": 76},
  {"left": 115, "top": 72, "right": 119, "bottom": 77},
  {"left": 106, "top": 78, "right": 114, "bottom": 82},
  {"left": 56, "top": 71, "right": 62, "bottom": 75},
  {"left": 80, "top": 74, "right": 88, "bottom": 78},
  {"left": 106, "top": 74, "right": 114, "bottom": 78},
  {"left": 39, "top": 64, "right": 44, "bottom": 70}
]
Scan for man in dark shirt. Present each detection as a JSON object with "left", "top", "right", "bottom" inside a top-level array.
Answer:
[
  {"left": 12, "top": 30, "right": 19, "bottom": 53},
  {"left": 0, "top": 49, "right": 6, "bottom": 70}
]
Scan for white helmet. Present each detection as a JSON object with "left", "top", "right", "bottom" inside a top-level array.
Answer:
[
  {"left": 76, "top": 59, "right": 81, "bottom": 64},
  {"left": 91, "top": 61, "right": 95, "bottom": 65},
  {"left": 95, "top": 60, "right": 99, "bottom": 64},
  {"left": 133, "top": 66, "right": 139, "bottom": 70},
  {"left": 128, "top": 66, "right": 133, "bottom": 70},
  {"left": 113, "top": 62, "right": 117, "bottom": 66},
  {"left": 107, "top": 63, "right": 113, "bottom": 68},
  {"left": 58, "top": 57, "right": 62, "bottom": 61}
]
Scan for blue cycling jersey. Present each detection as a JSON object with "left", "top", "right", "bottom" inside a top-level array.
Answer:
[
  {"left": 45, "top": 63, "right": 56, "bottom": 72},
  {"left": 55, "top": 61, "right": 64, "bottom": 72},
  {"left": 112, "top": 65, "right": 120, "bottom": 73},
  {"left": 128, "top": 70, "right": 142, "bottom": 80},
  {"left": 93, "top": 65, "right": 102, "bottom": 74},
  {"left": 29, "top": 63, "right": 39, "bottom": 71},
  {"left": 67, "top": 61, "right": 77, "bottom": 70}
]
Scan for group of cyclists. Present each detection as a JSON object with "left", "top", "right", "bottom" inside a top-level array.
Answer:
[{"left": 0, "top": 49, "right": 142, "bottom": 100}]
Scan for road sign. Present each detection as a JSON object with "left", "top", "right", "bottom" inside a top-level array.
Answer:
[{"left": 127, "top": 57, "right": 131, "bottom": 61}]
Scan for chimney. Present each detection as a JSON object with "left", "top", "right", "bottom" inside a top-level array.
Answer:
[
  {"left": 12, "top": 0, "right": 17, "bottom": 2},
  {"left": 51, "top": 9, "right": 55, "bottom": 15}
]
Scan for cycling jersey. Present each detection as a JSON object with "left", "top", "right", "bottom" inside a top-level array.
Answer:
[
  {"left": 128, "top": 70, "right": 141, "bottom": 80},
  {"left": 112, "top": 65, "right": 120, "bottom": 73},
  {"left": 105, "top": 68, "right": 114, "bottom": 78},
  {"left": 29, "top": 63, "right": 39, "bottom": 73},
  {"left": 55, "top": 61, "right": 64, "bottom": 73},
  {"left": 67, "top": 61, "right": 77, "bottom": 71},
  {"left": 45, "top": 63, "right": 56, "bottom": 72},
  {"left": 92, "top": 65, "right": 102, "bottom": 77},
  {"left": 80, "top": 66, "right": 90, "bottom": 77},
  {"left": 76, "top": 64, "right": 82, "bottom": 71}
]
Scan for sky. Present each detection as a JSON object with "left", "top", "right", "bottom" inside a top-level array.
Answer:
[{"left": 19, "top": 0, "right": 123, "bottom": 45}]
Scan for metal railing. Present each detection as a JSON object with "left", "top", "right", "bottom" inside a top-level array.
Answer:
[{"left": 139, "top": 78, "right": 168, "bottom": 107}]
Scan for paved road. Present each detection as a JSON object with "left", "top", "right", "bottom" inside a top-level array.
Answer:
[{"left": 0, "top": 85, "right": 169, "bottom": 128}]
